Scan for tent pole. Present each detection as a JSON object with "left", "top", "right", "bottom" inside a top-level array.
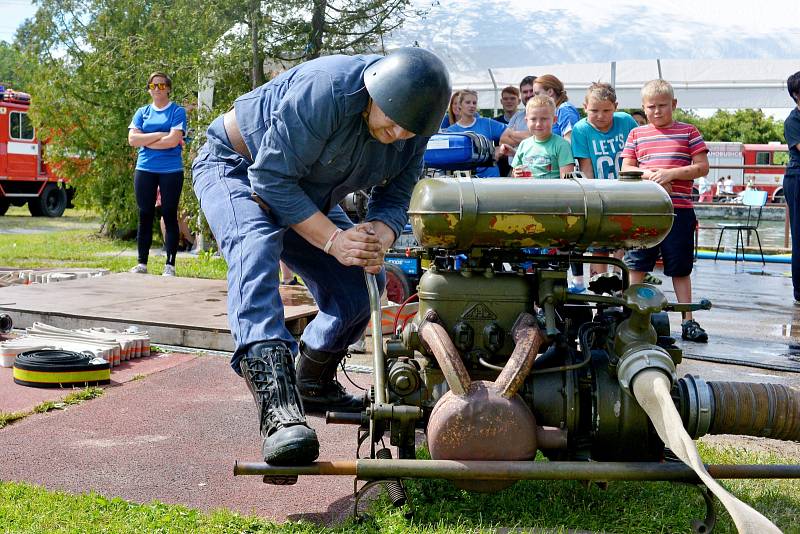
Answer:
[
  {"left": 611, "top": 61, "right": 617, "bottom": 89},
  {"left": 488, "top": 68, "right": 499, "bottom": 116}
]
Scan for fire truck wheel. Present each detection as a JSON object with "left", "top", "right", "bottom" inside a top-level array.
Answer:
[
  {"left": 0, "top": 198, "right": 8, "bottom": 216},
  {"left": 384, "top": 262, "right": 412, "bottom": 305},
  {"left": 29, "top": 184, "right": 68, "bottom": 217}
]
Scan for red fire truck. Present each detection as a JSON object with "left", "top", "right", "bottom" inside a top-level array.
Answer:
[
  {"left": 0, "top": 86, "right": 71, "bottom": 217},
  {"left": 698, "top": 141, "right": 789, "bottom": 203}
]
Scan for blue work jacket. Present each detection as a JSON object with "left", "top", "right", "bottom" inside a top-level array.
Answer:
[{"left": 234, "top": 54, "right": 429, "bottom": 239}]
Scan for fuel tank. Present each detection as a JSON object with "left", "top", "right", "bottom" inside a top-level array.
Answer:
[{"left": 408, "top": 177, "right": 674, "bottom": 250}]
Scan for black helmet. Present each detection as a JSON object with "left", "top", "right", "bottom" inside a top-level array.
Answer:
[{"left": 364, "top": 47, "right": 451, "bottom": 137}]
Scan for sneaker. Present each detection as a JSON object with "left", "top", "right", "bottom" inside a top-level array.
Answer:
[
  {"left": 129, "top": 263, "right": 147, "bottom": 274},
  {"left": 162, "top": 264, "right": 176, "bottom": 277},
  {"left": 643, "top": 273, "right": 663, "bottom": 285},
  {"left": 681, "top": 319, "right": 708, "bottom": 343},
  {"left": 567, "top": 283, "right": 586, "bottom": 294}
]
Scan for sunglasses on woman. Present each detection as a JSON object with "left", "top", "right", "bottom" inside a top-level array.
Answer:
[{"left": 147, "top": 82, "right": 169, "bottom": 91}]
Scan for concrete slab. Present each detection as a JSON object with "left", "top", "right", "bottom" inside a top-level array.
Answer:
[
  {"left": 0, "top": 273, "right": 317, "bottom": 351},
  {"left": 0, "top": 355, "right": 369, "bottom": 525},
  {"left": 0, "top": 352, "right": 197, "bottom": 414}
]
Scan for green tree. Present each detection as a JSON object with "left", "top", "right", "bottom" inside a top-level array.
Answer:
[
  {"left": 674, "top": 108, "right": 784, "bottom": 144},
  {"left": 17, "top": 0, "right": 425, "bottom": 235},
  {"left": 0, "top": 42, "right": 29, "bottom": 89},
  {"left": 18, "top": 0, "right": 231, "bottom": 234}
]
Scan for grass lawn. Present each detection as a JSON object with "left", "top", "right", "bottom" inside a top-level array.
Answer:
[
  {"left": 0, "top": 207, "right": 227, "bottom": 279},
  {"left": 1, "top": 443, "right": 798, "bottom": 533}
]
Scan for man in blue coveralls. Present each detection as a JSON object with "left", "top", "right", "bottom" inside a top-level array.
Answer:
[{"left": 192, "top": 48, "right": 450, "bottom": 465}]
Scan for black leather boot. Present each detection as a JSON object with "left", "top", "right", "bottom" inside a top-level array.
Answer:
[
  {"left": 296, "top": 342, "right": 365, "bottom": 413},
  {"left": 240, "top": 342, "right": 319, "bottom": 465}
]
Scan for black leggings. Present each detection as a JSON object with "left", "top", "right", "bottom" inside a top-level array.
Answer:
[{"left": 134, "top": 169, "right": 184, "bottom": 266}]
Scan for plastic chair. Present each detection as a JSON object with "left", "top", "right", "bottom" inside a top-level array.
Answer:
[{"left": 713, "top": 189, "right": 767, "bottom": 265}]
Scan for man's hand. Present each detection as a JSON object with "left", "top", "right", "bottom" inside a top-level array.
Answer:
[
  {"left": 291, "top": 211, "right": 395, "bottom": 274},
  {"left": 328, "top": 223, "right": 385, "bottom": 274}
]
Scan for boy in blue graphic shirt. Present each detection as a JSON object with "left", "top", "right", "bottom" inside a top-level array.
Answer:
[
  {"left": 571, "top": 83, "right": 638, "bottom": 179},
  {"left": 570, "top": 82, "right": 638, "bottom": 282}
]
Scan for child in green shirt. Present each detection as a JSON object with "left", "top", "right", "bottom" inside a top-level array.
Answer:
[{"left": 510, "top": 94, "right": 574, "bottom": 179}]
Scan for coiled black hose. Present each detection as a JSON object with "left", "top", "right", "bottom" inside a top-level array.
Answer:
[{"left": 13, "top": 349, "right": 110, "bottom": 388}]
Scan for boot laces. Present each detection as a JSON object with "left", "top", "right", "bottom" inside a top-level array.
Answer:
[{"left": 243, "top": 347, "right": 305, "bottom": 435}]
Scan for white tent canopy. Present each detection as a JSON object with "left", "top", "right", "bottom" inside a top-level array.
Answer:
[
  {"left": 451, "top": 59, "right": 798, "bottom": 111},
  {"left": 384, "top": 0, "right": 800, "bottom": 111}
]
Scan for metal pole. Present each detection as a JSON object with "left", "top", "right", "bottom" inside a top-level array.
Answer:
[
  {"left": 234, "top": 459, "right": 800, "bottom": 482},
  {"left": 610, "top": 61, "right": 616, "bottom": 89},
  {"left": 365, "top": 272, "right": 386, "bottom": 404},
  {"left": 487, "top": 68, "right": 499, "bottom": 117}
]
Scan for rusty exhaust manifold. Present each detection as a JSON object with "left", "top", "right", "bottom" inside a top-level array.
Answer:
[{"left": 418, "top": 310, "right": 564, "bottom": 490}]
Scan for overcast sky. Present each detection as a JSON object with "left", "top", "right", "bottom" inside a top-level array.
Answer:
[{"left": 0, "top": 0, "right": 34, "bottom": 43}]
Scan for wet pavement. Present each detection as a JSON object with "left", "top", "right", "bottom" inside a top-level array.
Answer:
[
  {"left": 666, "top": 260, "right": 800, "bottom": 373},
  {"left": 0, "top": 257, "right": 798, "bottom": 526}
]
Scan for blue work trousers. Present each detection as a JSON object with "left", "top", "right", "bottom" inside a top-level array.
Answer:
[
  {"left": 192, "top": 117, "right": 386, "bottom": 372},
  {"left": 784, "top": 173, "right": 800, "bottom": 301}
]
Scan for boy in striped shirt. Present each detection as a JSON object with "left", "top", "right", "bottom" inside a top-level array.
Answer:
[{"left": 620, "top": 79, "right": 710, "bottom": 343}]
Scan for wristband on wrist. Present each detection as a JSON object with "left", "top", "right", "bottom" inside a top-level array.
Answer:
[{"left": 323, "top": 228, "right": 343, "bottom": 254}]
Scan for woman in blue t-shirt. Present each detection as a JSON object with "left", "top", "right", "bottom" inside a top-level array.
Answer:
[
  {"left": 127, "top": 72, "right": 187, "bottom": 276},
  {"left": 446, "top": 89, "right": 506, "bottom": 177}
]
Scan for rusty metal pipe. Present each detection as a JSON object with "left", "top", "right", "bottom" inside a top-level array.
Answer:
[
  {"left": 326, "top": 411, "right": 366, "bottom": 425},
  {"left": 496, "top": 313, "right": 546, "bottom": 398},
  {"left": 234, "top": 459, "right": 800, "bottom": 481},
  {"left": 418, "top": 311, "right": 471, "bottom": 396}
]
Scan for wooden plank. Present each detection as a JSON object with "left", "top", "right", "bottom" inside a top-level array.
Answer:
[{"left": 0, "top": 273, "right": 317, "bottom": 350}]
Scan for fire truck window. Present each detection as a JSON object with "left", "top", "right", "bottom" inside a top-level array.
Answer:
[
  {"left": 755, "top": 152, "right": 770, "bottom": 166},
  {"left": 10, "top": 111, "right": 35, "bottom": 141},
  {"left": 774, "top": 151, "right": 789, "bottom": 166}
]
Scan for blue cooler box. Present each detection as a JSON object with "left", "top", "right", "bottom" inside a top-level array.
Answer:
[{"left": 423, "top": 132, "right": 494, "bottom": 171}]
